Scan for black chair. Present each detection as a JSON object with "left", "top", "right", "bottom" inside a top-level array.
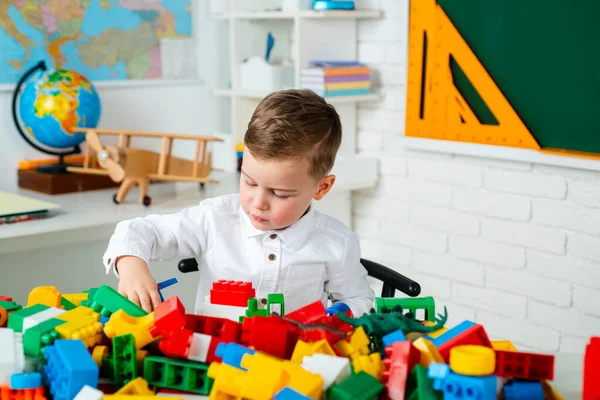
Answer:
[{"left": 177, "top": 257, "right": 421, "bottom": 298}]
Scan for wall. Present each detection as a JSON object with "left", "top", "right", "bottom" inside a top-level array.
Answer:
[{"left": 355, "top": 0, "right": 600, "bottom": 354}]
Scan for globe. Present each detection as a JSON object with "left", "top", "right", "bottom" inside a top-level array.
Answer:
[{"left": 17, "top": 68, "right": 101, "bottom": 150}]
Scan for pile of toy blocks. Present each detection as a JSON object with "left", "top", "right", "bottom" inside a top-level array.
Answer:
[{"left": 0, "top": 281, "right": 596, "bottom": 400}]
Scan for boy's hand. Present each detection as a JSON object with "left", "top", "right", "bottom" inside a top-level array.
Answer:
[{"left": 116, "top": 256, "right": 161, "bottom": 313}]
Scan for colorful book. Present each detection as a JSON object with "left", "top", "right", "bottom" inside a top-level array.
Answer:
[
  {"left": 307, "top": 88, "right": 371, "bottom": 97},
  {"left": 300, "top": 74, "right": 370, "bottom": 83},
  {"left": 301, "top": 81, "right": 371, "bottom": 90},
  {"left": 301, "top": 66, "right": 371, "bottom": 77}
]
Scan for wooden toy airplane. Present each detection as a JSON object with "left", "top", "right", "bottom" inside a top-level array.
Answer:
[{"left": 67, "top": 128, "right": 222, "bottom": 206}]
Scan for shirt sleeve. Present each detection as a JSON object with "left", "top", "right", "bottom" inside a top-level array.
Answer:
[
  {"left": 102, "top": 203, "right": 213, "bottom": 275},
  {"left": 325, "top": 232, "right": 375, "bottom": 317}
]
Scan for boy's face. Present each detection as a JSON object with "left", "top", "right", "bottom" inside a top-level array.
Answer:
[{"left": 239, "top": 149, "right": 335, "bottom": 231}]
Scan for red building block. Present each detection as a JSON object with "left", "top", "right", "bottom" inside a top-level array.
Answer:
[
  {"left": 0, "top": 296, "right": 12, "bottom": 302},
  {"left": 241, "top": 315, "right": 300, "bottom": 359},
  {"left": 285, "top": 301, "right": 328, "bottom": 324},
  {"left": 584, "top": 337, "right": 600, "bottom": 400},
  {"left": 494, "top": 350, "right": 554, "bottom": 380},
  {"left": 210, "top": 280, "right": 255, "bottom": 307},
  {"left": 383, "top": 341, "right": 421, "bottom": 400},
  {"left": 437, "top": 324, "right": 492, "bottom": 363},
  {"left": 149, "top": 296, "right": 187, "bottom": 338}
]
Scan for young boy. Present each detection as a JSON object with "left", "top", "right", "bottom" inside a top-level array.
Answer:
[{"left": 102, "top": 89, "right": 375, "bottom": 316}]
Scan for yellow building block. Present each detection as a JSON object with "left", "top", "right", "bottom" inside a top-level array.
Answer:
[
  {"left": 542, "top": 380, "right": 565, "bottom": 400},
  {"left": 104, "top": 309, "right": 155, "bottom": 349},
  {"left": 449, "top": 345, "right": 495, "bottom": 376},
  {"left": 27, "top": 286, "right": 61, "bottom": 308},
  {"left": 115, "top": 377, "right": 154, "bottom": 395},
  {"left": 335, "top": 326, "right": 370, "bottom": 360},
  {"left": 92, "top": 345, "right": 109, "bottom": 367},
  {"left": 207, "top": 362, "right": 247, "bottom": 400},
  {"left": 55, "top": 306, "right": 103, "bottom": 348},
  {"left": 282, "top": 362, "right": 324, "bottom": 398},
  {"left": 105, "top": 397, "right": 183, "bottom": 400},
  {"left": 422, "top": 321, "right": 449, "bottom": 339},
  {"left": 491, "top": 340, "right": 518, "bottom": 351},
  {"left": 61, "top": 293, "right": 88, "bottom": 307},
  {"left": 352, "top": 353, "right": 384, "bottom": 381},
  {"left": 413, "top": 337, "right": 444, "bottom": 367},
  {"left": 240, "top": 352, "right": 288, "bottom": 399},
  {"left": 291, "top": 339, "right": 336, "bottom": 363}
]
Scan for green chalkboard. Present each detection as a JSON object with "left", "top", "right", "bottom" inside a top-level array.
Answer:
[{"left": 436, "top": 0, "right": 600, "bottom": 154}]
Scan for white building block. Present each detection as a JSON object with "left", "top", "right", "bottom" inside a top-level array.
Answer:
[
  {"left": 0, "top": 328, "right": 25, "bottom": 386},
  {"left": 301, "top": 354, "right": 351, "bottom": 390},
  {"left": 188, "top": 333, "right": 212, "bottom": 363},
  {"left": 198, "top": 295, "right": 246, "bottom": 322},
  {"left": 22, "top": 307, "right": 66, "bottom": 333},
  {"left": 74, "top": 385, "right": 104, "bottom": 400}
]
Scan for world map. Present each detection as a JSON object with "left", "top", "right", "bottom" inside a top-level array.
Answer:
[{"left": 0, "top": 0, "right": 192, "bottom": 84}]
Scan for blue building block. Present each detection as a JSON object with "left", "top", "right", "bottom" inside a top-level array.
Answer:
[
  {"left": 382, "top": 329, "right": 406, "bottom": 348},
  {"left": 215, "top": 342, "right": 256, "bottom": 371},
  {"left": 43, "top": 339, "right": 99, "bottom": 400},
  {"left": 423, "top": 320, "right": 476, "bottom": 347},
  {"left": 504, "top": 380, "right": 545, "bottom": 400},
  {"left": 428, "top": 362, "right": 496, "bottom": 400},
  {"left": 10, "top": 372, "right": 42, "bottom": 389},
  {"left": 157, "top": 278, "right": 178, "bottom": 302},
  {"left": 273, "top": 387, "right": 312, "bottom": 400}
]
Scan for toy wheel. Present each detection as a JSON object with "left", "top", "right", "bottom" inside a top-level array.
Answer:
[
  {"left": 143, "top": 195, "right": 152, "bottom": 206},
  {"left": 199, "top": 183, "right": 205, "bottom": 189},
  {"left": 112, "top": 194, "right": 120, "bottom": 205}
]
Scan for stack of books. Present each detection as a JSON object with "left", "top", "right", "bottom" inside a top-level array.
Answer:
[{"left": 300, "top": 61, "right": 371, "bottom": 97}]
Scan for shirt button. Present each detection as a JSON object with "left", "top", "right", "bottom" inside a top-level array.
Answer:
[
  {"left": 268, "top": 254, "right": 276, "bottom": 261},
  {"left": 261, "top": 298, "right": 268, "bottom": 305},
  {"left": 270, "top": 234, "right": 277, "bottom": 239}
]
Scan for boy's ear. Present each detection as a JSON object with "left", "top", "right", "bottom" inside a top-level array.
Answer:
[{"left": 314, "top": 174, "right": 336, "bottom": 200}]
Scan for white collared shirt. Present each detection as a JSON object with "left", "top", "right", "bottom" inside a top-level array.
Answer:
[{"left": 103, "top": 194, "right": 375, "bottom": 316}]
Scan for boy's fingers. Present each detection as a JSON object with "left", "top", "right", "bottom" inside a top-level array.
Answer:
[
  {"left": 127, "top": 291, "right": 141, "bottom": 307},
  {"left": 139, "top": 292, "right": 153, "bottom": 313},
  {"left": 150, "top": 290, "right": 162, "bottom": 309}
]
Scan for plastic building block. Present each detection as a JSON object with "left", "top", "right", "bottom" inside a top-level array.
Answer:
[
  {"left": 334, "top": 327, "right": 370, "bottom": 361},
  {"left": 405, "top": 364, "right": 442, "bottom": 400},
  {"left": 157, "top": 278, "right": 179, "bottom": 302},
  {"left": 584, "top": 337, "right": 600, "bottom": 400},
  {"left": 187, "top": 333, "right": 215, "bottom": 363},
  {"left": 200, "top": 295, "right": 247, "bottom": 322},
  {"left": 143, "top": 356, "right": 212, "bottom": 395},
  {"left": 112, "top": 334, "right": 137, "bottom": 389},
  {"left": 0, "top": 385, "right": 46, "bottom": 400},
  {"left": 91, "top": 345, "right": 108, "bottom": 368},
  {"left": 383, "top": 341, "right": 421, "bottom": 400},
  {"left": 87, "top": 285, "right": 147, "bottom": 318},
  {"left": 0, "top": 329, "right": 25, "bottom": 386},
  {"left": 74, "top": 385, "right": 103, "bottom": 400},
  {"left": 243, "top": 294, "right": 285, "bottom": 321},
  {"left": 285, "top": 301, "right": 328, "bottom": 324},
  {"left": 103, "top": 309, "right": 155, "bottom": 349},
  {"left": 449, "top": 345, "right": 496, "bottom": 376},
  {"left": 327, "top": 371, "right": 383, "bottom": 400},
  {"left": 435, "top": 322, "right": 493, "bottom": 363},
  {"left": 207, "top": 361, "right": 247, "bottom": 400},
  {"left": 326, "top": 302, "right": 351, "bottom": 316},
  {"left": 504, "top": 380, "right": 545, "bottom": 400},
  {"left": 43, "top": 339, "right": 99, "bottom": 400},
  {"left": 241, "top": 315, "right": 299, "bottom": 359},
  {"left": 7, "top": 304, "right": 49, "bottom": 332},
  {"left": 412, "top": 337, "right": 444, "bottom": 368},
  {"left": 291, "top": 339, "right": 336, "bottom": 363},
  {"left": 210, "top": 280, "right": 255, "bottom": 307},
  {"left": 273, "top": 387, "right": 312, "bottom": 400},
  {"left": 352, "top": 352, "right": 384, "bottom": 381},
  {"left": 0, "top": 297, "right": 12, "bottom": 302},
  {"left": 382, "top": 329, "right": 406, "bottom": 348},
  {"left": 214, "top": 342, "right": 255, "bottom": 371},
  {"left": 27, "top": 286, "right": 61, "bottom": 308},
  {"left": 60, "top": 297, "right": 77, "bottom": 311},
  {"left": 149, "top": 297, "right": 192, "bottom": 359},
  {"left": 61, "top": 293, "right": 88, "bottom": 308},
  {"left": 0, "top": 300, "right": 23, "bottom": 329},
  {"left": 428, "top": 362, "right": 496, "bottom": 400},
  {"left": 23, "top": 318, "right": 63, "bottom": 357},
  {"left": 301, "top": 354, "right": 351, "bottom": 390},
  {"left": 491, "top": 340, "right": 518, "bottom": 351},
  {"left": 375, "top": 297, "right": 436, "bottom": 322},
  {"left": 10, "top": 372, "right": 41, "bottom": 390},
  {"left": 23, "top": 307, "right": 66, "bottom": 334},
  {"left": 494, "top": 350, "right": 554, "bottom": 380},
  {"left": 114, "top": 377, "right": 154, "bottom": 395},
  {"left": 55, "top": 306, "right": 103, "bottom": 348}
]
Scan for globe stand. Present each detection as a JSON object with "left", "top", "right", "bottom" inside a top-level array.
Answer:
[{"left": 34, "top": 155, "right": 82, "bottom": 174}]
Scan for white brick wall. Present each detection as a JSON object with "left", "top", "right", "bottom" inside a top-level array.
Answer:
[{"left": 353, "top": 0, "right": 600, "bottom": 355}]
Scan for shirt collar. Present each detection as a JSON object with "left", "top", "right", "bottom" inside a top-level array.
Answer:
[{"left": 239, "top": 204, "right": 316, "bottom": 251}]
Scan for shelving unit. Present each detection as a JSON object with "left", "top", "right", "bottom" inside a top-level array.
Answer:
[{"left": 208, "top": 1, "right": 382, "bottom": 226}]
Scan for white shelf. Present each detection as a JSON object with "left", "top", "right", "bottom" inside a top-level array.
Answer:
[
  {"left": 213, "top": 88, "right": 380, "bottom": 104},
  {"left": 211, "top": 9, "right": 382, "bottom": 20}
]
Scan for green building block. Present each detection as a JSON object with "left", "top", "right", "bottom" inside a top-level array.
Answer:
[
  {"left": 112, "top": 334, "right": 137, "bottom": 389},
  {"left": 375, "top": 297, "right": 436, "bottom": 322},
  {"left": 23, "top": 318, "right": 63, "bottom": 357},
  {"left": 103, "top": 355, "right": 114, "bottom": 381},
  {"left": 406, "top": 365, "right": 442, "bottom": 400},
  {"left": 80, "top": 288, "right": 97, "bottom": 308},
  {"left": 60, "top": 296, "right": 77, "bottom": 311},
  {"left": 143, "top": 356, "right": 212, "bottom": 395},
  {"left": 87, "top": 285, "right": 146, "bottom": 318},
  {"left": 328, "top": 371, "right": 383, "bottom": 400},
  {"left": 8, "top": 304, "right": 48, "bottom": 332},
  {"left": 240, "top": 293, "right": 285, "bottom": 322}
]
